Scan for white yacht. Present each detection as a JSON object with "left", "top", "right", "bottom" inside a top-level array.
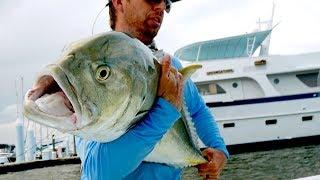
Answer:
[{"left": 174, "top": 28, "right": 320, "bottom": 150}]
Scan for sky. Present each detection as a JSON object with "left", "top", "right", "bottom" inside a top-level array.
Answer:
[{"left": 0, "top": 0, "right": 320, "bottom": 144}]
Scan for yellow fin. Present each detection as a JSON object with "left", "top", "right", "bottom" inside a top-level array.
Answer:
[{"left": 178, "top": 64, "right": 202, "bottom": 80}]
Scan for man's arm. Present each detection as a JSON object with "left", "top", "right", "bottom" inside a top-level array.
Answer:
[
  {"left": 184, "top": 79, "right": 229, "bottom": 180},
  {"left": 79, "top": 98, "right": 180, "bottom": 179},
  {"left": 181, "top": 78, "right": 229, "bottom": 180},
  {"left": 186, "top": 80, "right": 229, "bottom": 156},
  {"left": 171, "top": 57, "right": 228, "bottom": 156},
  {"left": 171, "top": 57, "right": 228, "bottom": 179}
]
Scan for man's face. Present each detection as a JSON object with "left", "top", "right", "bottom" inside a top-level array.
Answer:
[{"left": 122, "top": 0, "right": 166, "bottom": 43}]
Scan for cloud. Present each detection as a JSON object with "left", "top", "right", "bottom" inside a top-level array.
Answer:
[
  {"left": 0, "top": 0, "right": 108, "bottom": 110},
  {"left": 0, "top": 122, "right": 16, "bottom": 144},
  {"left": 0, "top": 0, "right": 20, "bottom": 17},
  {"left": 157, "top": 0, "right": 320, "bottom": 54},
  {"left": 0, "top": 104, "right": 17, "bottom": 144},
  {"left": 0, "top": 104, "right": 17, "bottom": 124}
]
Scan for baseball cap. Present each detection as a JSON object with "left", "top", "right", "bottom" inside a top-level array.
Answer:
[{"left": 106, "top": 0, "right": 181, "bottom": 13}]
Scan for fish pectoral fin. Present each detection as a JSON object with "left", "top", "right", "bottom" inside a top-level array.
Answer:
[
  {"left": 179, "top": 64, "right": 202, "bottom": 80},
  {"left": 128, "top": 110, "right": 149, "bottom": 129},
  {"left": 135, "top": 110, "right": 148, "bottom": 118}
]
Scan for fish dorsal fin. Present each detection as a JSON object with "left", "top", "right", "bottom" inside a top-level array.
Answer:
[
  {"left": 181, "top": 97, "right": 202, "bottom": 153},
  {"left": 179, "top": 64, "right": 203, "bottom": 154},
  {"left": 179, "top": 64, "right": 202, "bottom": 80},
  {"left": 152, "top": 49, "right": 202, "bottom": 80}
]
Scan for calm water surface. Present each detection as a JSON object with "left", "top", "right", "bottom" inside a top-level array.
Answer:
[
  {"left": 183, "top": 144, "right": 320, "bottom": 179},
  {"left": 0, "top": 144, "right": 319, "bottom": 180}
]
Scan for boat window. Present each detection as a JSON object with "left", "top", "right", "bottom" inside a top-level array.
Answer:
[
  {"left": 196, "top": 82, "right": 226, "bottom": 95},
  {"left": 232, "top": 82, "right": 238, "bottom": 88},
  {"left": 273, "top": 78, "right": 280, "bottom": 84},
  {"left": 296, "top": 72, "right": 319, "bottom": 87},
  {"left": 265, "top": 119, "right": 277, "bottom": 125},
  {"left": 223, "top": 123, "right": 235, "bottom": 128},
  {"left": 302, "top": 116, "right": 313, "bottom": 121}
]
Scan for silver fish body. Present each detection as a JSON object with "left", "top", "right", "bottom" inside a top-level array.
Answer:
[{"left": 24, "top": 31, "right": 206, "bottom": 167}]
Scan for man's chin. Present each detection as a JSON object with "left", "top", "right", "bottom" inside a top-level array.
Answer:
[{"left": 143, "top": 28, "right": 159, "bottom": 39}]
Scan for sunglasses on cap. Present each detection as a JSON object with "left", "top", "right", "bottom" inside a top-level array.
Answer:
[{"left": 106, "top": 0, "right": 172, "bottom": 13}]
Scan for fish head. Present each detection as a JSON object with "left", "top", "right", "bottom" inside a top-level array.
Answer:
[{"left": 24, "top": 32, "right": 159, "bottom": 141}]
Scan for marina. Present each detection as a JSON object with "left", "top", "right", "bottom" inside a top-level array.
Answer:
[
  {"left": 1, "top": 0, "right": 320, "bottom": 179},
  {"left": 0, "top": 144, "right": 319, "bottom": 179}
]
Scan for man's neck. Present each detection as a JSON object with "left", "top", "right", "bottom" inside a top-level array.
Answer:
[
  {"left": 115, "top": 26, "right": 152, "bottom": 45},
  {"left": 147, "top": 41, "right": 158, "bottom": 52}
]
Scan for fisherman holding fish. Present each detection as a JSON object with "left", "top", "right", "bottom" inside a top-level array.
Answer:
[
  {"left": 23, "top": 0, "right": 229, "bottom": 179},
  {"left": 77, "top": 0, "right": 229, "bottom": 179}
]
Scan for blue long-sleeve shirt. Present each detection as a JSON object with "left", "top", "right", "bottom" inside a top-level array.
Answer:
[{"left": 77, "top": 57, "right": 229, "bottom": 180}]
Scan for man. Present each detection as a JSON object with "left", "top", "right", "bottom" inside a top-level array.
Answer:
[{"left": 77, "top": 0, "right": 229, "bottom": 179}]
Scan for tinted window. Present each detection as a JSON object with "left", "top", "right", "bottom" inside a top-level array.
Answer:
[
  {"left": 196, "top": 82, "right": 226, "bottom": 95},
  {"left": 296, "top": 72, "right": 319, "bottom": 87}
]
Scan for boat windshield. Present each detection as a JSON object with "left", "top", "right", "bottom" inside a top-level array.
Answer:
[{"left": 174, "top": 30, "right": 271, "bottom": 62}]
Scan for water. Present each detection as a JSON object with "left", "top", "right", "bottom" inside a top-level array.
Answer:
[
  {"left": 0, "top": 144, "right": 319, "bottom": 180},
  {"left": 0, "top": 164, "right": 80, "bottom": 180},
  {"left": 183, "top": 144, "right": 320, "bottom": 179}
]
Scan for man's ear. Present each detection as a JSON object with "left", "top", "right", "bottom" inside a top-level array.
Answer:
[{"left": 112, "top": 0, "right": 124, "bottom": 13}]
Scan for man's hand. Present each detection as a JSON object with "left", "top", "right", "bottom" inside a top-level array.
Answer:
[
  {"left": 157, "top": 55, "right": 183, "bottom": 110},
  {"left": 27, "top": 75, "right": 55, "bottom": 101},
  {"left": 197, "top": 148, "right": 227, "bottom": 180}
]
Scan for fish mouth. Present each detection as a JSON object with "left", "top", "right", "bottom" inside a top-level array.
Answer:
[{"left": 24, "top": 64, "right": 81, "bottom": 132}]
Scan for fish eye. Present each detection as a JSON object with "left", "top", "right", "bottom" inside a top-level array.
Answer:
[{"left": 96, "top": 66, "right": 110, "bottom": 82}]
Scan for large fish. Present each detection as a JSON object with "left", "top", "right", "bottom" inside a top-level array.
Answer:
[{"left": 23, "top": 31, "right": 206, "bottom": 167}]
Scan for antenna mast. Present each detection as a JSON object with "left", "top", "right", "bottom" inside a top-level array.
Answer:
[{"left": 259, "top": 2, "right": 275, "bottom": 56}]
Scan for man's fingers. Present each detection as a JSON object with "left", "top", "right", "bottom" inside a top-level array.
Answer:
[
  {"left": 199, "top": 173, "right": 218, "bottom": 180},
  {"left": 176, "top": 71, "right": 183, "bottom": 81},
  {"left": 206, "top": 175, "right": 219, "bottom": 180},
  {"left": 160, "top": 54, "right": 171, "bottom": 64},
  {"left": 161, "top": 55, "right": 172, "bottom": 77},
  {"left": 177, "top": 73, "right": 183, "bottom": 94},
  {"left": 197, "top": 149, "right": 226, "bottom": 180},
  {"left": 202, "top": 149, "right": 214, "bottom": 161},
  {"left": 197, "top": 163, "right": 210, "bottom": 172},
  {"left": 175, "top": 71, "right": 181, "bottom": 85},
  {"left": 198, "top": 172, "right": 206, "bottom": 178},
  {"left": 157, "top": 55, "right": 183, "bottom": 110},
  {"left": 197, "top": 161, "right": 219, "bottom": 175},
  {"left": 162, "top": 62, "right": 170, "bottom": 78}
]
